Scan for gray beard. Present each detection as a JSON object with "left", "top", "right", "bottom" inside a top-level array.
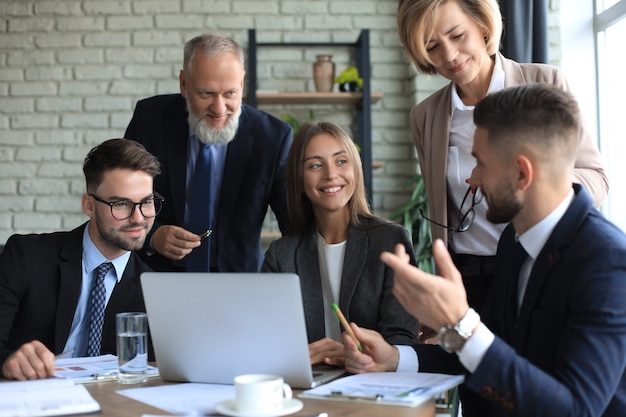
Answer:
[{"left": 186, "top": 101, "right": 242, "bottom": 145}]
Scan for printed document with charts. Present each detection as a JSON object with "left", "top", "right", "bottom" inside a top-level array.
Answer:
[
  {"left": 0, "top": 377, "right": 100, "bottom": 417},
  {"left": 299, "top": 372, "right": 464, "bottom": 407}
]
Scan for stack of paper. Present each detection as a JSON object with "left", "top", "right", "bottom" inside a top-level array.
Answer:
[
  {"left": 0, "top": 378, "right": 100, "bottom": 417},
  {"left": 54, "top": 354, "right": 158, "bottom": 383},
  {"left": 299, "top": 372, "right": 464, "bottom": 407}
]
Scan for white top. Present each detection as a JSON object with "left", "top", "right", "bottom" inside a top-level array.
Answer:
[
  {"left": 316, "top": 232, "right": 346, "bottom": 342},
  {"left": 447, "top": 53, "right": 506, "bottom": 256}
]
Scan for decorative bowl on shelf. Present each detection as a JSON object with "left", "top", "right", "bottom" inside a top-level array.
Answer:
[{"left": 338, "top": 81, "right": 361, "bottom": 92}]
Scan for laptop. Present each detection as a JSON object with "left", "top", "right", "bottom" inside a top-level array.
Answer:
[{"left": 140, "top": 272, "right": 345, "bottom": 388}]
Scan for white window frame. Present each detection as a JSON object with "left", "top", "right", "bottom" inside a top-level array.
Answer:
[
  {"left": 561, "top": 1, "right": 626, "bottom": 231},
  {"left": 594, "top": 0, "right": 626, "bottom": 231}
]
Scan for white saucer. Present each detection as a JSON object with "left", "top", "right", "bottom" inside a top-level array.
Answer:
[{"left": 215, "top": 398, "right": 303, "bottom": 417}]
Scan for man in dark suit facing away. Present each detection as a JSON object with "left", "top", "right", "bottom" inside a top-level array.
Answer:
[
  {"left": 124, "top": 33, "right": 291, "bottom": 273},
  {"left": 0, "top": 139, "right": 160, "bottom": 380},
  {"left": 343, "top": 84, "right": 626, "bottom": 416}
]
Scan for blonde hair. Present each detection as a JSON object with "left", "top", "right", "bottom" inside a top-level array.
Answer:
[
  {"left": 286, "top": 121, "right": 375, "bottom": 234},
  {"left": 397, "top": 0, "right": 502, "bottom": 74}
]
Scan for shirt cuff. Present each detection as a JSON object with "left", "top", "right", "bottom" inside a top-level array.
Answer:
[
  {"left": 457, "top": 322, "right": 494, "bottom": 373},
  {"left": 395, "top": 345, "right": 419, "bottom": 373}
]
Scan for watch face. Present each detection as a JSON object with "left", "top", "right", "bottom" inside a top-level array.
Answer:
[
  {"left": 441, "top": 329, "right": 460, "bottom": 353},
  {"left": 440, "top": 329, "right": 464, "bottom": 353},
  {"left": 438, "top": 308, "right": 480, "bottom": 353}
]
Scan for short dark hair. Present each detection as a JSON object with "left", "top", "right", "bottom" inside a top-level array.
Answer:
[
  {"left": 83, "top": 139, "right": 161, "bottom": 192},
  {"left": 473, "top": 83, "right": 580, "bottom": 161}
]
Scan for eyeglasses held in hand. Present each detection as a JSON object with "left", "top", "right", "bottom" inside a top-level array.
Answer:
[
  {"left": 89, "top": 193, "right": 164, "bottom": 220},
  {"left": 420, "top": 185, "right": 483, "bottom": 233}
]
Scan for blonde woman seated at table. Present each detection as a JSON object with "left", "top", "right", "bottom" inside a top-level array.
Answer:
[{"left": 263, "top": 121, "right": 420, "bottom": 370}]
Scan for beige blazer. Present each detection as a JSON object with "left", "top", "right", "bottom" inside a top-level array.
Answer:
[{"left": 409, "top": 53, "right": 609, "bottom": 247}]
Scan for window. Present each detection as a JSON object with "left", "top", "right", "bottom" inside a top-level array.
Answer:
[
  {"left": 597, "top": 0, "right": 623, "bottom": 13},
  {"left": 595, "top": 0, "right": 626, "bottom": 231}
]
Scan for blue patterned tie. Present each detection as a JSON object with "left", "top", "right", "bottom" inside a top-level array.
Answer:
[
  {"left": 87, "top": 262, "right": 113, "bottom": 356},
  {"left": 186, "top": 144, "right": 212, "bottom": 272}
]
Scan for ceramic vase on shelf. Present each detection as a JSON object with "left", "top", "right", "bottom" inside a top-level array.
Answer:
[{"left": 313, "top": 54, "right": 335, "bottom": 93}]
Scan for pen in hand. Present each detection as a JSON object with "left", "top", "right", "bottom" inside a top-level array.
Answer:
[{"left": 331, "top": 302, "right": 362, "bottom": 352}]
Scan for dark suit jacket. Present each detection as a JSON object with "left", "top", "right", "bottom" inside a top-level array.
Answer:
[
  {"left": 0, "top": 223, "right": 154, "bottom": 365},
  {"left": 124, "top": 94, "right": 291, "bottom": 272},
  {"left": 418, "top": 185, "right": 626, "bottom": 416},
  {"left": 262, "top": 217, "right": 420, "bottom": 346}
]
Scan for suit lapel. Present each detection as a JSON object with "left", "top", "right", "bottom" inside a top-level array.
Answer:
[
  {"left": 501, "top": 53, "right": 527, "bottom": 87},
  {"left": 296, "top": 227, "right": 325, "bottom": 341},
  {"left": 54, "top": 225, "right": 87, "bottom": 353},
  {"left": 429, "top": 86, "right": 453, "bottom": 244},
  {"left": 339, "top": 221, "right": 368, "bottom": 316},
  {"left": 513, "top": 247, "right": 557, "bottom": 348},
  {"left": 102, "top": 253, "right": 151, "bottom": 355},
  {"left": 166, "top": 96, "right": 190, "bottom": 224},
  {"left": 514, "top": 185, "right": 592, "bottom": 348},
  {"left": 106, "top": 255, "right": 140, "bottom": 310},
  {"left": 217, "top": 105, "right": 253, "bottom": 226}
]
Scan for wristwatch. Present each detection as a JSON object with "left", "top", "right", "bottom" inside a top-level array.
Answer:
[{"left": 438, "top": 308, "right": 480, "bottom": 354}]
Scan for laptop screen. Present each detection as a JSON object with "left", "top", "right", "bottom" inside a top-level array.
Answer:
[{"left": 140, "top": 272, "right": 342, "bottom": 388}]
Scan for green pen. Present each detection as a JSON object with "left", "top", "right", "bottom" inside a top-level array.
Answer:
[{"left": 331, "top": 302, "right": 362, "bottom": 352}]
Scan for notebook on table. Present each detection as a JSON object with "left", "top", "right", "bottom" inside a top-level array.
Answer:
[{"left": 140, "top": 272, "right": 345, "bottom": 389}]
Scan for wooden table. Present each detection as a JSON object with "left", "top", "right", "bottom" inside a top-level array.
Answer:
[{"left": 84, "top": 376, "right": 436, "bottom": 417}]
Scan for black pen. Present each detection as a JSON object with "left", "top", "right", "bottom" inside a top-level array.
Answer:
[{"left": 200, "top": 229, "right": 212, "bottom": 240}]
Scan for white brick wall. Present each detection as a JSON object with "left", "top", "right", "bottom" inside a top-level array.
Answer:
[{"left": 0, "top": 0, "right": 562, "bottom": 244}]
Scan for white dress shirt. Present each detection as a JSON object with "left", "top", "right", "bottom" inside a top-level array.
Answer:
[{"left": 457, "top": 188, "right": 575, "bottom": 372}]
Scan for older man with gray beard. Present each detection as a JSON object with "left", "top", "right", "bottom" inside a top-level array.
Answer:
[{"left": 125, "top": 33, "right": 292, "bottom": 273}]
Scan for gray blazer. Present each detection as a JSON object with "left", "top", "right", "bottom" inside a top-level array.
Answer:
[{"left": 262, "top": 216, "right": 419, "bottom": 346}]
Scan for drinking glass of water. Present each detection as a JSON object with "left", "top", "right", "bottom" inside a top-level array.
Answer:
[{"left": 116, "top": 312, "right": 148, "bottom": 384}]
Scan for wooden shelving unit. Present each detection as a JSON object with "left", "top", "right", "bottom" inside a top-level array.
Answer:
[
  {"left": 252, "top": 91, "right": 383, "bottom": 106},
  {"left": 247, "top": 29, "right": 379, "bottom": 203}
]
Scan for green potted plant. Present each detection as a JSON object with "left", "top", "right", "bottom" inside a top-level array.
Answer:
[
  {"left": 389, "top": 172, "right": 434, "bottom": 273},
  {"left": 335, "top": 66, "right": 363, "bottom": 92}
]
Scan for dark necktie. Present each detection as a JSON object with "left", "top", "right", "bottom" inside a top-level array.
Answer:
[
  {"left": 186, "top": 144, "right": 212, "bottom": 272},
  {"left": 510, "top": 241, "right": 528, "bottom": 319},
  {"left": 87, "top": 262, "right": 113, "bottom": 357}
]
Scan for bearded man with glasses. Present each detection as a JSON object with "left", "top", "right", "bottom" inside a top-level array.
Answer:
[{"left": 0, "top": 139, "right": 161, "bottom": 380}]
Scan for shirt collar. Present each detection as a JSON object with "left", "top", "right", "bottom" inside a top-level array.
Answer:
[
  {"left": 517, "top": 188, "right": 576, "bottom": 259},
  {"left": 82, "top": 222, "right": 131, "bottom": 283},
  {"left": 451, "top": 54, "right": 505, "bottom": 113}
]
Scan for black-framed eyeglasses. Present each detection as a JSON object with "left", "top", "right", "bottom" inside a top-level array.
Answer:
[
  {"left": 89, "top": 193, "right": 164, "bottom": 220},
  {"left": 420, "top": 185, "right": 483, "bottom": 233}
]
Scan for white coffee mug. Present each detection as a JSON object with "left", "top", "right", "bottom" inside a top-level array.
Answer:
[{"left": 234, "top": 374, "right": 292, "bottom": 414}]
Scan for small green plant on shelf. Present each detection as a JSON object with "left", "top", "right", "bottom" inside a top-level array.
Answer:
[{"left": 335, "top": 66, "right": 363, "bottom": 92}]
